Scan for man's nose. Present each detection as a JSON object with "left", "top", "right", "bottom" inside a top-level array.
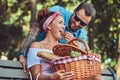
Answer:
[{"left": 75, "top": 21, "right": 80, "bottom": 27}]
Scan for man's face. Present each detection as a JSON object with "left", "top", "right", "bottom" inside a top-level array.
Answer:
[{"left": 70, "top": 9, "right": 92, "bottom": 31}]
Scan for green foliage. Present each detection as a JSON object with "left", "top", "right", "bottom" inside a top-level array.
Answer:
[
  {"left": 7, "top": 0, "right": 18, "bottom": 7},
  {"left": 90, "top": 0, "right": 120, "bottom": 68}
]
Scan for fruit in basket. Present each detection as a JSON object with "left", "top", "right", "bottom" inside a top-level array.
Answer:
[
  {"left": 70, "top": 50, "right": 81, "bottom": 57},
  {"left": 59, "top": 30, "right": 65, "bottom": 36}
]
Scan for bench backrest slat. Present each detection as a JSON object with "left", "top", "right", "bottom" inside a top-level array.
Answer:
[
  {"left": 0, "top": 68, "right": 29, "bottom": 79},
  {"left": 0, "top": 60, "right": 22, "bottom": 69},
  {"left": 102, "top": 69, "right": 118, "bottom": 80}
]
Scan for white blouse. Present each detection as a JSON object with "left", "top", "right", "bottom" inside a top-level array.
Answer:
[{"left": 27, "top": 48, "right": 54, "bottom": 75}]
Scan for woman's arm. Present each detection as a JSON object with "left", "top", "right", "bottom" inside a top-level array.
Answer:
[
  {"left": 30, "top": 64, "right": 74, "bottom": 80},
  {"left": 30, "top": 64, "right": 51, "bottom": 80}
]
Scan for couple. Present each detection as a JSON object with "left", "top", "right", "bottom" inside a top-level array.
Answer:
[{"left": 22, "top": 2, "right": 98, "bottom": 80}]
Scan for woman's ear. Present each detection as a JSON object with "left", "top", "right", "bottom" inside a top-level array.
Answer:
[{"left": 47, "top": 24, "right": 52, "bottom": 30}]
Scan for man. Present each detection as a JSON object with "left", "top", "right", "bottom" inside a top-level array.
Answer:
[
  {"left": 19, "top": 2, "right": 96, "bottom": 72},
  {"left": 37, "top": 2, "right": 96, "bottom": 44}
]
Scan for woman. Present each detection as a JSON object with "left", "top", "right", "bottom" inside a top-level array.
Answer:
[{"left": 27, "top": 9, "right": 74, "bottom": 80}]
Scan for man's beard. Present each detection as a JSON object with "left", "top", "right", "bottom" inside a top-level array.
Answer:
[{"left": 69, "top": 23, "right": 81, "bottom": 31}]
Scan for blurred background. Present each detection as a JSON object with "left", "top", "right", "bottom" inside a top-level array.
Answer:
[{"left": 0, "top": 0, "right": 120, "bottom": 79}]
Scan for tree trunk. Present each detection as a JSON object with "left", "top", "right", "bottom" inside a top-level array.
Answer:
[
  {"left": 30, "top": 0, "right": 36, "bottom": 25},
  {"left": 88, "top": 25, "right": 94, "bottom": 50},
  {"left": 114, "top": 33, "right": 120, "bottom": 80},
  {"left": 20, "top": 0, "right": 39, "bottom": 53}
]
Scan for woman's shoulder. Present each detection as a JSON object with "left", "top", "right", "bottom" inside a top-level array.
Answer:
[
  {"left": 30, "top": 42, "right": 40, "bottom": 48},
  {"left": 28, "top": 48, "right": 53, "bottom": 54}
]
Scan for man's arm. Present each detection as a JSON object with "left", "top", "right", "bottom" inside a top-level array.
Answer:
[
  {"left": 21, "top": 23, "right": 39, "bottom": 53},
  {"left": 19, "top": 22, "right": 39, "bottom": 72}
]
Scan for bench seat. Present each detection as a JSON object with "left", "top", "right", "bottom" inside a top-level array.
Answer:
[{"left": 0, "top": 60, "right": 118, "bottom": 80}]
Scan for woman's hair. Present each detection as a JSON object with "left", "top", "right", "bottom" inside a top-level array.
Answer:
[
  {"left": 37, "top": 8, "right": 55, "bottom": 31},
  {"left": 75, "top": 2, "right": 96, "bottom": 20}
]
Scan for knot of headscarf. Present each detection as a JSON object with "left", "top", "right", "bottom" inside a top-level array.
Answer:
[{"left": 43, "top": 11, "right": 61, "bottom": 31}]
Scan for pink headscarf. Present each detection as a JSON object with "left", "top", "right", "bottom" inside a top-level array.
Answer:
[{"left": 43, "top": 11, "right": 61, "bottom": 31}]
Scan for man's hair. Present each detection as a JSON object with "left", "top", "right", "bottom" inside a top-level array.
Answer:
[{"left": 75, "top": 2, "right": 96, "bottom": 20}]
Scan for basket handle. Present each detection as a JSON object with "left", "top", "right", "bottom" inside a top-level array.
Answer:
[{"left": 68, "top": 38, "right": 90, "bottom": 54}]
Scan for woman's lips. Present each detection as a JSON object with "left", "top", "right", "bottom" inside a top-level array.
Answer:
[{"left": 59, "top": 30, "right": 65, "bottom": 36}]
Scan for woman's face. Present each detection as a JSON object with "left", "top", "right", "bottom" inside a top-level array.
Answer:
[{"left": 49, "top": 15, "right": 65, "bottom": 40}]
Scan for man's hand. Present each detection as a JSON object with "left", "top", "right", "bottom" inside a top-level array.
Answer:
[
  {"left": 30, "top": 22, "right": 40, "bottom": 35},
  {"left": 19, "top": 55, "right": 27, "bottom": 72},
  {"left": 64, "top": 32, "right": 75, "bottom": 43}
]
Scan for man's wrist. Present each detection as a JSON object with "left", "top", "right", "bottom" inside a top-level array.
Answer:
[{"left": 29, "top": 31, "right": 38, "bottom": 37}]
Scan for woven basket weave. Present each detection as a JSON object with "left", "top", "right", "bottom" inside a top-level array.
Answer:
[{"left": 52, "top": 38, "right": 102, "bottom": 80}]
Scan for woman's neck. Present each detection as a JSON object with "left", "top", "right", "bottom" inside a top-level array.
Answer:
[
  {"left": 44, "top": 37, "right": 58, "bottom": 45},
  {"left": 41, "top": 33, "right": 59, "bottom": 50}
]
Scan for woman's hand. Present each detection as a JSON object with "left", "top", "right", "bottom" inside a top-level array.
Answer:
[{"left": 50, "top": 70, "right": 74, "bottom": 80}]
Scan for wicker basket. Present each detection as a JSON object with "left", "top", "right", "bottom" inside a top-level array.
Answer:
[{"left": 52, "top": 38, "right": 102, "bottom": 80}]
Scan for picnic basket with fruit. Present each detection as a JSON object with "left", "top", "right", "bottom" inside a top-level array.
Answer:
[{"left": 37, "top": 38, "right": 102, "bottom": 80}]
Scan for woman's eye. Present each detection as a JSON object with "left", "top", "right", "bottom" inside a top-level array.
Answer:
[
  {"left": 58, "top": 21, "right": 62, "bottom": 23},
  {"left": 59, "top": 21, "right": 64, "bottom": 24}
]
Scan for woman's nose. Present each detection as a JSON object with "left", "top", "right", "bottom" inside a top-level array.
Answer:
[{"left": 62, "top": 24, "right": 65, "bottom": 30}]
